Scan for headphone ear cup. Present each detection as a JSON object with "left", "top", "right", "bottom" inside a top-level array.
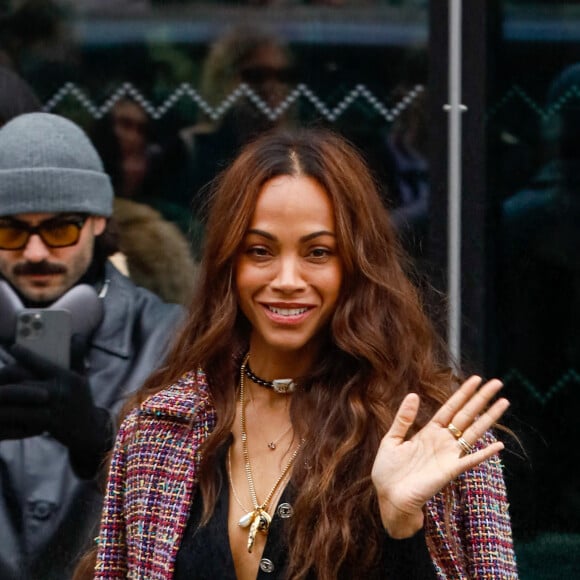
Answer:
[
  {"left": 50, "top": 284, "right": 104, "bottom": 344},
  {"left": 52, "top": 285, "right": 104, "bottom": 372}
]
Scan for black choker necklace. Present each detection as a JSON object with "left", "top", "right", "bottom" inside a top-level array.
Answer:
[{"left": 244, "top": 360, "right": 296, "bottom": 394}]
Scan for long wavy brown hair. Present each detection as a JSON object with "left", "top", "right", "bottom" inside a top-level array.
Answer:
[{"left": 103, "top": 127, "right": 457, "bottom": 579}]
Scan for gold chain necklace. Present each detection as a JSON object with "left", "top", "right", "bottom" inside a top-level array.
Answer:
[
  {"left": 227, "top": 446, "right": 287, "bottom": 516},
  {"left": 227, "top": 446, "right": 252, "bottom": 514},
  {"left": 238, "top": 354, "right": 303, "bottom": 553}
]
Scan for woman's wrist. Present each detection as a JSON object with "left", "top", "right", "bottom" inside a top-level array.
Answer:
[{"left": 377, "top": 497, "right": 425, "bottom": 539}]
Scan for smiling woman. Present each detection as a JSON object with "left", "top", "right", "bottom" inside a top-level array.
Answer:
[
  {"left": 235, "top": 173, "right": 342, "bottom": 362},
  {"left": 83, "top": 127, "right": 517, "bottom": 580}
]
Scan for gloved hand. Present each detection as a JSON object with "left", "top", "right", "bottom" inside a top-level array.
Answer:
[{"left": 0, "top": 343, "right": 113, "bottom": 479}]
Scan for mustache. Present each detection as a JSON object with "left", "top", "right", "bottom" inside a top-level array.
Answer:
[{"left": 13, "top": 262, "right": 67, "bottom": 276}]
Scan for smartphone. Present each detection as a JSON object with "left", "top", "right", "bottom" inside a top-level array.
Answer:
[{"left": 15, "top": 309, "right": 72, "bottom": 368}]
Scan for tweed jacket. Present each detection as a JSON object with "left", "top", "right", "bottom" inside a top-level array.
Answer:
[{"left": 94, "top": 371, "right": 518, "bottom": 579}]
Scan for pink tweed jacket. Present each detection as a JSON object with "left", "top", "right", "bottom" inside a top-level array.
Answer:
[{"left": 94, "top": 370, "right": 518, "bottom": 579}]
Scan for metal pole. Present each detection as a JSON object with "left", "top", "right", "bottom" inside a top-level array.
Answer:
[{"left": 445, "top": 0, "right": 465, "bottom": 367}]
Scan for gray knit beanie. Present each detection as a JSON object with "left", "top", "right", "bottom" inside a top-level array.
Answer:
[{"left": 0, "top": 112, "right": 113, "bottom": 217}]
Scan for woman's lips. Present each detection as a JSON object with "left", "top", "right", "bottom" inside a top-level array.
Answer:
[{"left": 262, "top": 304, "right": 313, "bottom": 324}]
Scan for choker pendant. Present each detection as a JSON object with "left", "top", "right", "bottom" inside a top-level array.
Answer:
[
  {"left": 271, "top": 378, "right": 296, "bottom": 394},
  {"left": 244, "top": 362, "right": 297, "bottom": 394}
]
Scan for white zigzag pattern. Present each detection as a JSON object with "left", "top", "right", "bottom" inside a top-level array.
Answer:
[{"left": 42, "top": 81, "right": 425, "bottom": 123}]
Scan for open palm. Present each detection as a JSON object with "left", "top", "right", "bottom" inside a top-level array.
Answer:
[{"left": 371, "top": 375, "right": 509, "bottom": 538}]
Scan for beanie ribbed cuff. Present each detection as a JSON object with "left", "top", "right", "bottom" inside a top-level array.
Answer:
[
  {"left": 0, "top": 167, "right": 113, "bottom": 217},
  {"left": 0, "top": 113, "right": 114, "bottom": 218}
]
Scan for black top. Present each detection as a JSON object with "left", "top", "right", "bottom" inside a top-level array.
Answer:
[{"left": 174, "top": 446, "right": 437, "bottom": 580}]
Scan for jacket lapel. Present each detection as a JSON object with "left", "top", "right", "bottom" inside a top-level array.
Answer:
[{"left": 126, "top": 371, "right": 216, "bottom": 578}]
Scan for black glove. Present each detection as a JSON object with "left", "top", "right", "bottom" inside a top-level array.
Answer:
[{"left": 0, "top": 343, "right": 114, "bottom": 479}]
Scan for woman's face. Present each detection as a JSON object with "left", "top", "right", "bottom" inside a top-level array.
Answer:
[{"left": 236, "top": 175, "right": 343, "bottom": 358}]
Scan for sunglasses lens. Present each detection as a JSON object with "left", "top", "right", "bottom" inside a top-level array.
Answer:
[
  {"left": 0, "top": 217, "right": 85, "bottom": 250},
  {"left": 41, "top": 222, "right": 82, "bottom": 247},
  {"left": 0, "top": 226, "right": 28, "bottom": 250}
]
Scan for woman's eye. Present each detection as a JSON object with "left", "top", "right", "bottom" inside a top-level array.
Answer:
[
  {"left": 309, "top": 248, "right": 331, "bottom": 260},
  {"left": 247, "top": 246, "right": 271, "bottom": 258}
]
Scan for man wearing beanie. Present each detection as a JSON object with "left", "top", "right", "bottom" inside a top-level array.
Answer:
[{"left": 0, "top": 113, "right": 184, "bottom": 579}]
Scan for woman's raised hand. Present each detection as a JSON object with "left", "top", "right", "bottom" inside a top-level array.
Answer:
[{"left": 371, "top": 376, "right": 509, "bottom": 539}]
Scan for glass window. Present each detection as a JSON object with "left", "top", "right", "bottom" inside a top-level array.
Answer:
[
  {"left": 489, "top": 1, "right": 580, "bottom": 576},
  {"left": 1, "top": 0, "right": 430, "bottom": 265}
]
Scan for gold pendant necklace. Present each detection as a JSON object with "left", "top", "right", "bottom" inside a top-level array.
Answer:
[
  {"left": 266, "top": 425, "right": 293, "bottom": 450},
  {"left": 237, "top": 354, "right": 302, "bottom": 553},
  {"left": 247, "top": 383, "right": 293, "bottom": 450}
]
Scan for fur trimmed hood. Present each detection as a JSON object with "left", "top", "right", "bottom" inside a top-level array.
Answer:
[{"left": 113, "top": 197, "right": 198, "bottom": 305}]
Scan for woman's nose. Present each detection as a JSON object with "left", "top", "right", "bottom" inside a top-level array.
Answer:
[{"left": 271, "top": 256, "right": 306, "bottom": 293}]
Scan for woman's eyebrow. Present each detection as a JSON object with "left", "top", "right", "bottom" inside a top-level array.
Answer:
[
  {"left": 246, "top": 229, "right": 336, "bottom": 243},
  {"left": 246, "top": 228, "right": 275, "bottom": 240},
  {"left": 300, "top": 231, "right": 336, "bottom": 242}
]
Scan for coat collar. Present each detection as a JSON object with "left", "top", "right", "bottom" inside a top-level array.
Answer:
[
  {"left": 90, "top": 261, "right": 141, "bottom": 358},
  {"left": 141, "top": 369, "right": 212, "bottom": 421}
]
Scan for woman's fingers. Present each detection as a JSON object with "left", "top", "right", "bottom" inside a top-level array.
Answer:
[
  {"left": 451, "top": 379, "right": 506, "bottom": 432},
  {"left": 432, "top": 376, "right": 506, "bottom": 429},
  {"left": 385, "top": 393, "right": 420, "bottom": 442},
  {"left": 430, "top": 375, "right": 509, "bottom": 458},
  {"left": 458, "top": 397, "right": 510, "bottom": 452},
  {"left": 381, "top": 377, "right": 509, "bottom": 464}
]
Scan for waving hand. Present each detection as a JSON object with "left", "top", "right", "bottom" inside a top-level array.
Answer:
[{"left": 371, "top": 376, "right": 509, "bottom": 538}]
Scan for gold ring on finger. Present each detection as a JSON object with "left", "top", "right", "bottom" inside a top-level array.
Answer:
[
  {"left": 447, "top": 423, "right": 463, "bottom": 439},
  {"left": 457, "top": 437, "right": 474, "bottom": 455}
]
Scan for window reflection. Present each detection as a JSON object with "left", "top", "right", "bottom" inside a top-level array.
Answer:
[
  {"left": 0, "top": 1, "right": 427, "bottom": 260},
  {"left": 498, "top": 61, "right": 580, "bottom": 536},
  {"left": 490, "top": 3, "right": 580, "bottom": 574}
]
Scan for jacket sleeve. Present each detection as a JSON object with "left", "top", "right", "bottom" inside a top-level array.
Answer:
[
  {"left": 425, "top": 432, "right": 519, "bottom": 579},
  {"left": 94, "top": 410, "right": 138, "bottom": 579}
]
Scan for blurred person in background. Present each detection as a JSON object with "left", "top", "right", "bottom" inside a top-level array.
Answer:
[
  {"left": 90, "top": 98, "right": 199, "bottom": 305},
  {"left": 0, "top": 64, "right": 42, "bottom": 126},
  {"left": 155, "top": 24, "right": 297, "bottom": 258}
]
